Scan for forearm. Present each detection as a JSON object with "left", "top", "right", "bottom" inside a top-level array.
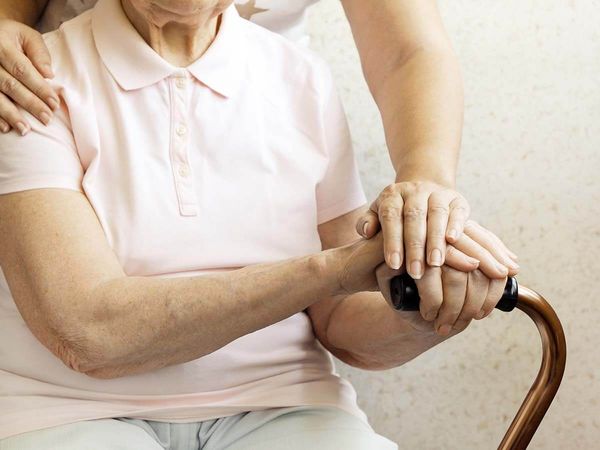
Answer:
[
  {"left": 376, "top": 50, "right": 463, "bottom": 187},
  {"left": 342, "top": 0, "right": 463, "bottom": 188},
  {"left": 323, "top": 291, "right": 449, "bottom": 370},
  {"left": 76, "top": 251, "right": 340, "bottom": 379},
  {"left": 0, "top": 0, "right": 48, "bottom": 24}
]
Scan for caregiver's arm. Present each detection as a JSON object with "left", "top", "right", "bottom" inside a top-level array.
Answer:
[
  {"left": 0, "top": 0, "right": 57, "bottom": 133},
  {"left": 340, "top": 1, "right": 518, "bottom": 278},
  {"left": 0, "top": 189, "right": 384, "bottom": 380}
]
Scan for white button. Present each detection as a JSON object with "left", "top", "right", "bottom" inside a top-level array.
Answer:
[
  {"left": 178, "top": 164, "right": 190, "bottom": 178},
  {"left": 176, "top": 124, "right": 187, "bottom": 136},
  {"left": 176, "top": 78, "right": 186, "bottom": 89}
]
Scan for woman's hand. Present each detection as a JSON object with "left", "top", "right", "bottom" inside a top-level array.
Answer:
[
  {"left": 329, "top": 232, "right": 386, "bottom": 295},
  {"left": 356, "top": 181, "right": 519, "bottom": 279},
  {"left": 377, "top": 261, "right": 507, "bottom": 337},
  {"left": 0, "top": 19, "right": 58, "bottom": 134}
]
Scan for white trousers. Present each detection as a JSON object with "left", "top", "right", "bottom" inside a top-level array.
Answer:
[{"left": 0, "top": 405, "right": 398, "bottom": 450}]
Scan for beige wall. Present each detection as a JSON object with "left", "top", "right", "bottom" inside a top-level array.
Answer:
[{"left": 307, "top": 1, "right": 600, "bottom": 448}]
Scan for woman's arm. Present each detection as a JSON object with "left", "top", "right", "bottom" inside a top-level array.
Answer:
[
  {"left": 341, "top": 0, "right": 462, "bottom": 186},
  {"left": 0, "top": 189, "right": 384, "bottom": 380},
  {"left": 341, "top": 0, "right": 494, "bottom": 279}
]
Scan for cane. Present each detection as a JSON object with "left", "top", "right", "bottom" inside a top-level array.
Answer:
[{"left": 390, "top": 274, "right": 567, "bottom": 450}]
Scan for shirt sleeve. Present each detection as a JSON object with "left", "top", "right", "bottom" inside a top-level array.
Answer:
[
  {"left": 315, "top": 64, "right": 367, "bottom": 225},
  {"left": 0, "top": 104, "right": 84, "bottom": 196}
]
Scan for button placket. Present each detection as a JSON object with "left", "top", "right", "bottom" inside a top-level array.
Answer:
[{"left": 168, "top": 72, "right": 197, "bottom": 216}]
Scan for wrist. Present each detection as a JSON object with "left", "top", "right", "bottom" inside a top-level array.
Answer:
[
  {"left": 392, "top": 151, "right": 458, "bottom": 189},
  {"left": 394, "top": 170, "right": 456, "bottom": 190},
  {"left": 316, "top": 245, "right": 353, "bottom": 297}
]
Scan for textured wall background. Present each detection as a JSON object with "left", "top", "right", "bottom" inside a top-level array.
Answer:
[{"left": 306, "top": 1, "right": 600, "bottom": 448}]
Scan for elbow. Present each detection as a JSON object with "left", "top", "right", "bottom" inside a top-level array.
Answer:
[{"left": 52, "top": 323, "right": 111, "bottom": 377}]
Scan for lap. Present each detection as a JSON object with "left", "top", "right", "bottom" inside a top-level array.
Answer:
[
  {"left": 0, "top": 418, "right": 165, "bottom": 450},
  {"left": 202, "top": 405, "right": 398, "bottom": 450},
  {"left": 0, "top": 406, "right": 397, "bottom": 450}
]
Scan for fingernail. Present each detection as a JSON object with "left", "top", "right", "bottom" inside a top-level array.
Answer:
[
  {"left": 390, "top": 252, "right": 400, "bottom": 270},
  {"left": 362, "top": 221, "right": 369, "bottom": 237},
  {"left": 469, "top": 257, "right": 480, "bottom": 266},
  {"left": 437, "top": 324, "right": 451, "bottom": 336},
  {"left": 0, "top": 123, "right": 8, "bottom": 133},
  {"left": 40, "top": 112, "right": 51, "bottom": 125},
  {"left": 47, "top": 97, "right": 59, "bottom": 111},
  {"left": 429, "top": 248, "right": 442, "bottom": 266},
  {"left": 410, "top": 260, "right": 422, "bottom": 279},
  {"left": 507, "top": 260, "right": 520, "bottom": 270},
  {"left": 508, "top": 250, "right": 518, "bottom": 259},
  {"left": 16, "top": 122, "right": 29, "bottom": 136},
  {"left": 448, "top": 229, "right": 458, "bottom": 240},
  {"left": 476, "top": 310, "right": 486, "bottom": 320}
]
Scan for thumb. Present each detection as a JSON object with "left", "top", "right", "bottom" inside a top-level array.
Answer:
[
  {"left": 355, "top": 208, "right": 380, "bottom": 238},
  {"left": 22, "top": 27, "right": 54, "bottom": 78}
]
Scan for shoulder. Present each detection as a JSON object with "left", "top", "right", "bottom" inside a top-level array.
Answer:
[
  {"left": 42, "top": 10, "right": 97, "bottom": 82},
  {"left": 239, "top": 19, "right": 335, "bottom": 103}
]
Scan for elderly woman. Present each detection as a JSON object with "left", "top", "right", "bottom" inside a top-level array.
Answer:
[
  {"left": 0, "top": 0, "right": 518, "bottom": 448},
  {"left": 0, "top": 0, "right": 522, "bottom": 286}
]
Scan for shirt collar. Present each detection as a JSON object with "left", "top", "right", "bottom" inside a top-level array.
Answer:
[{"left": 92, "top": 0, "right": 245, "bottom": 97}]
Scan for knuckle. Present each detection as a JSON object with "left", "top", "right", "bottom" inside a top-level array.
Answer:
[
  {"left": 427, "top": 230, "right": 447, "bottom": 241},
  {"left": 382, "top": 183, "right": 399, "bottom": 196},
  {"left": 406, "top": 240, "right": 425, "bottom": 250},
  {"left": 403, "top": 206, "right": 426, "bottom": 221},
  {"left": 12, "top": 62, "right": 26, "bottom": 79},
  {"left": 441, "top": 265, "right": 466, "bottom": 280},
  {"left": 464, "top": 220, "right": 477, "bottom": 234},
  {"left": 451, "top": 204, "right": 470, "bottom": 216},
  {"left": 0, "top": 76, "right": 17, "bottom": 94},
  {"left": 379, "top": 205, "right": 402, "bottom": 220},
  {"left": 469, "top": 269, "right": 487, "bottom": 283}
]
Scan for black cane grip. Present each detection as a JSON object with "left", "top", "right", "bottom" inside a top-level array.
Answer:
[{"left": 389, "top": 274, "right": 518, "bottom": 312}]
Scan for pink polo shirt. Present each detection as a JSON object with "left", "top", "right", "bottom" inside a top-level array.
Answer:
[{"left": 0, "top": 0, "right": 367, "bottom": 440}]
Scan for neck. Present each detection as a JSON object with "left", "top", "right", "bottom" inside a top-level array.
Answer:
[{"left": 121, "top": 0, "right": 221, "bottom": 67}]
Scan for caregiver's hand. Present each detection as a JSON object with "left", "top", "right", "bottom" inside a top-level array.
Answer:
[
  {"left": 377, "top": 262, "right": 507, "bottom": 337},
  {"left": 356, "top": 181, "right": 519, "bottom": 279},
  {"left": 0, "top": 19, "right": 58, "bottom": 134}
]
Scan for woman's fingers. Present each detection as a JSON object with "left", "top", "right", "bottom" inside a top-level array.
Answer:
[
  {"left": 479, "top": 276, "right": 507, "bottom": 318},
  {"left": 425, "top": 191, "right": 451, "bottom": 268},
  {"left": 0, "top": 90, "right": 30, "bottom": 135},
  {"left": 414, "top": 265, "right": 443, "bottom": 321},
  {"left": 443, "top": 243, "right": 480, "bottom": 272},
  {"left": 453, "top": 269, "right": 489, "bottom": 331},
  {"left": 402, "top": 189, "right": 430, "bottom": 279},
  {"left": 356, "top": 207, "right": 380, "bottom": 239},
  {"left": 469, "top": 220, "right": 518, "bottom": 260},
  {"left": 434, "top": 266, "right": 468, "bottom": 335},
  {"left": 451, "top": 232, "right": 509, "bottom": 279},
  {"left": 370, "top": 187, "right": 405, "bottom": 271},
  {"left": 446, "top": 194, "right": 470, "bottom": 243},
  {"left": 0, "top": 116, "right": 10, "bottom": 133},
  {"left": 0, "top": 50, "right": 55, "bottom": 128},
  {"left": 21, "top": 26, "right": 55, "bottom": 79},
  {"left": 464, "top": 220, "right": 519, "bottom": 274}
]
